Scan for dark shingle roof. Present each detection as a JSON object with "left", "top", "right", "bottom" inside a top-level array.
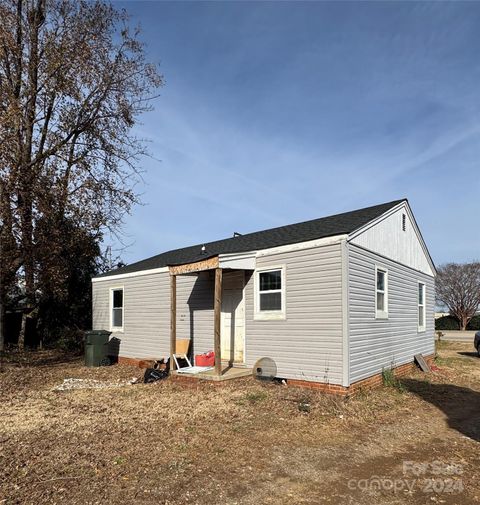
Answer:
[{"left": 96, "top": 199, "right": 405, "bottom": 278}]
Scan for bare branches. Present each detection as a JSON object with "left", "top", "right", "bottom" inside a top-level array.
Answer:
[
  {"left": 0, "top": 0, "right": 163, "bottom": 338},
  {"left": 436, "top": 262, "right": 480, "bottom": 331}
]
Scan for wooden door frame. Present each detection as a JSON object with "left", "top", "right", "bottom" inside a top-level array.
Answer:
[{"left": 220, "top": 270, "right": 246, "bottom": 365}]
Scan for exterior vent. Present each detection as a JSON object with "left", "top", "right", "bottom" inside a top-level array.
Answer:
[{"left": 402, "top": 213, "right": 406, "bottom": 232}]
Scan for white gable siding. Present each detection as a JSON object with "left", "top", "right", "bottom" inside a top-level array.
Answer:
[
  {"left": 349, "top": 204, "right": 434, "bottom": 276},
  {"left": 348, "top": 244, "right": 435, "bottom": 384},
  {"left": 244, "top": 243, "right": 344, "bottom": 384}
]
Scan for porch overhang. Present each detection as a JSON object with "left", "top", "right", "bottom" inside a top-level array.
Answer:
[
  {"left": 168, "top": 250, "right": 257, "bottom": 276},
  {"left": 168, "top": 251, "right": 256, "bottom": 378},
  {"left": 168, "top": 255, "right": 219, "bottom": 276},
  {"left": 169, "top": 256, "right": 223, "bottom": 377}
]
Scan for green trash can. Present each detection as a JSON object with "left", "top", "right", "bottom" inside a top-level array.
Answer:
[{"left": 84, "top": 330, "right": 111, "bottom": 367}]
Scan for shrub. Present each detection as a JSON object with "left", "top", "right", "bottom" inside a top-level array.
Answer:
[
  {"left": 467, "top": 314, "right": 480, "bottom": 330},
  {"left": 435, "top": 315, "right": 460, "bottom": 331},
  {"left": 435, "top": 314, "right": 480, "bottom": 330},
  {"left": 44, "top": 327, "right": 85, "bottom": 353}
]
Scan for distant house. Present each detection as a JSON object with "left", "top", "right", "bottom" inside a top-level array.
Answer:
[{"left": 92, "top": 199, "right": 436, "bottom": 394}]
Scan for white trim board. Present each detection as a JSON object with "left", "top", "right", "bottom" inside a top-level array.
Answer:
[
  {"left": 375, "top": 265, "right": 389, "bottom": 319},
  {"left": 109, "top": 285, "right": 125, "bottom": 333},
  {"left": 341, "top": 238, "right": 350, "bottom": 387},
  {"left": 218, "top": 251, "right": 256, "bottom": 270},
  {"left": 253, "top": 264, "right": 287, "bottom": 321},
  {"left": 348, "top": 202, "right": 406, "bottom": 240},
  {"left": 256, "top": 234, "right": 347, "bottom": 258},
  {"left": 92, "top": 266, "right": 169, "bottom": 283}
]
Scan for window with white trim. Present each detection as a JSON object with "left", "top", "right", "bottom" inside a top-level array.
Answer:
[
  {"left": 375, "top": 267, "right": 388, "bottom": 319},
  {"left": 254, "top": 267, "right": 285, "bottom": 320},
  {"left": 418, "top": 282, "right": 426, "bottom": 331},
  {"left": 111, "top": 287, "right": 124, "bottom": 331}
]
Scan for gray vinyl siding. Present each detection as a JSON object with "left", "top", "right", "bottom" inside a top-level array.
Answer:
[
  {"left": 92, "top": 271, "right": 214, "bottom": 359},
  {"left": 245, "top": 243, "right": 344, "bottom": 384},
  {"left": 348, "top": 244, "right": 435, "bottom": 384},
  {"left": 92, "top": 272, "right": 170, "bottom": 359}
]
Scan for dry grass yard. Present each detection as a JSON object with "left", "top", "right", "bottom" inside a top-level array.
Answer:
[{"left": 1, "top": 341, "right": 479, "bottom": 505}]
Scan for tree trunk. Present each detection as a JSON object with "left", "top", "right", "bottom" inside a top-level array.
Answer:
[
  {"left": 17, "top": 0, "right": 46, "bottom": 334},
  {"left": 36, "top": 314, "right": 42, "bottom": 350},
  {"left": 18, "top": 311, "right": 27, "bottom": 350},
  {"left": 0, "top": 290, "right": 4, "bottom": 353}
]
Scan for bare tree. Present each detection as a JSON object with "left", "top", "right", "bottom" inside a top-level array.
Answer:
[
  {"left": 436, "top": 262, "right": 480, "bottom": 331},
  {"left": 0, "top": 0, "right": 162, "bottom": 348}
]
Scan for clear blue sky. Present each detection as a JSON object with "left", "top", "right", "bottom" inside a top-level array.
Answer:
[{"left": 114, "top": 1, "right": 480, "bottom": 267}]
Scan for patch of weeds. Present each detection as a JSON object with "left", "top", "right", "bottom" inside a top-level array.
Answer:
[
  {"left": 435, "top": 355, "right": 473, "bottom": 368},
  {"left": 382, "top": 368, "right": 406, "bottom": 393},
  {"left": 353, "top": 388, "right": 370, "bottom": 402},
  {"left": 381, "top": 367, "right": 396, "bottom": 386},
  {"left": 436, "top": 337, "right": 448, "bottom": 350},
  {"left": 113, "top": 457, "right": 125, "bottom": 465},
  {"left": 297, "top": 396, "right": 312, "bottom": 414},
  {"left": 436, "top": 355, "right": 476, "bottom": 373},
  {"left": 167, "top": 458, "right": 190, "bottom": 472},
  {"left": 244, "top": 391, "right": 268, "bottom": 404},
  {"left": 298, "top": 402, "right": 311, "bottom": 414},
  {"left": 435, "top": 356, "right": 452, "bottom": 367}
]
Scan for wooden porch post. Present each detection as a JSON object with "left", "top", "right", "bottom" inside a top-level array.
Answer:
[
  {"left": 214, "top": 268, "right": 223, "bottom": 376},
  {"left": 170, "top": 274, "right": 177, "bottom": 371}
]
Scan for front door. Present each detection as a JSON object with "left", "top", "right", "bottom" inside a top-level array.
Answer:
[{"left": 221, "top": 271, "right": 245, "bottom": 364}]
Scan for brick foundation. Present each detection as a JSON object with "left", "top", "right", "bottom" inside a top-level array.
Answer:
[
  {"left": 287, "top": 354, "right": 435, "bottom": 397},
  {"left": 116, "top": 356, "right": 166, "bottom": 369},
  {"left": 115, "top": 354, "right": 435, "bottom": 396}
]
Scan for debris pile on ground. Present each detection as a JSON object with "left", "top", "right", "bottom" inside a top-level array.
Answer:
[
  {"left": 143, "top": 367, "right": 168, "bottom": 383},
  {"left": 53, "top": 377, "right": 138, "bottom": 391}
]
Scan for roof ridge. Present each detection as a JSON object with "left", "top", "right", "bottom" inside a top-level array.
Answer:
[
  {"left": 162, "top": 198, "right": 407, "bottom": 253},
  {"left": 218, "top": 198, "right": 407, "bottom": 240},
  {"left": 95, "top": 198, "right": 407, "bottom": 277}
]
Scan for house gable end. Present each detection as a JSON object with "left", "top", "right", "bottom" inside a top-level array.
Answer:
[{"left": 348, "top": 202, "right": 435, "bottom": 277}]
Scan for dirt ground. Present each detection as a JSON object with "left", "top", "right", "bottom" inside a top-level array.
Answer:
[{"left": 1, "top": 341, "right": 479, "bottom": 505}]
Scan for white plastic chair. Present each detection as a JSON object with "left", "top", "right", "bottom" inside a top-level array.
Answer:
[{"left": 173, "top": 339, "right": 213, "bottom": 374}]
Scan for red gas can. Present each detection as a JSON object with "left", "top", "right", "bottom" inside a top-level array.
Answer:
[{"left": 195, "top": 351, "right": 215, "bottom": 367}]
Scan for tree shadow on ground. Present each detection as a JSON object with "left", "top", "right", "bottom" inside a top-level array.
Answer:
[
  {"left": 401, "top": 379, "right": 480, "bottom": 442},
  {"left": 1, "top": 349, "right": 82, "bottom": 369}
]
